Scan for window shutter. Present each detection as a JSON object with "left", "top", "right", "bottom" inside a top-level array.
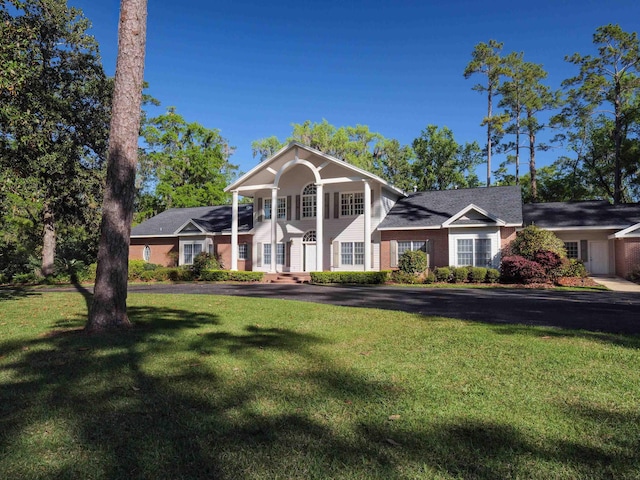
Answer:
[
  {"left": 295, "top": 195, "right": 301, "bottom": 220},
  {"left": 390, "top": 240, "right": 398, "bottom": 268},
  {"left": 287, "top": 195, "right": 292, "bottom": 220},
  {"left": 580, "top": 240, "right": 588, "bottom": 262},
  {"left": 257, "top": 242, "right": 262, "bottom": 266},
  {"left": 324, "top": 192, "right": 330, "bottom": 219},
  {"left": 333, "top": 240, "right": 339, "bottom": 267},
  {"left": 257, "top": 198, "right": 263, "bottom": 223},
  {"left": 246, "top": 243, "right": 251, "bottom": 261},
  {"left": 334, "top": 193, "right": 340, "bottom": 218}
]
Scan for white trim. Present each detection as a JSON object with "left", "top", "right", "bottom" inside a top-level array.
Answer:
[
  {"left": 339, "top": 191, "right": 365, "bottom": 217},
  {"left": 448, "top": 229, "right": 500, "bottom": 269},
  {"left": 541, "top": 225, "right": 629, "bottom": 232},
  {"left": 131, "top": 234, "right": 177, "bottom": 239},
  {"left": 442, "top": 204, "right": 506, "bottom": 227},
  {"left": 321, "top": 177, "right": 366, "bottom": 185},
  {"left": 610, "top": 222, "right": 640, "bottom": 239},
  {"left": 173, "top": 219, "right": 207, "bottom": 235},
  {"left": 378, "top": 223, "right": 521, "bottom": 232}
]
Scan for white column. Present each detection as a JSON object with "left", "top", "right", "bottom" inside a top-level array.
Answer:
[
  {"left": 315, "top": 183, "right": 323, "bottom": 271},
  {"left": 363, "top": 180, "right": 371, "bottom": 271},
  {"left": 271, "top": 186, "right": 278, "bottom": 273},
  {"left": 231, "top": 190, "right": 238, "bottom": 271}
]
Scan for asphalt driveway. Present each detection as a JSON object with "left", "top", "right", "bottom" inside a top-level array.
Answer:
[{"left": 121, "top": 283, "right": 640, "bottom": 335}]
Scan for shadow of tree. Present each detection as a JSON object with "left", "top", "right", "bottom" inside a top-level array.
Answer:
[
  {"left": 0, "top": 286, "right": 41, "bottom": 302},
  {"left": 1, "top": 290, "right": 639, "bottom": 479}
]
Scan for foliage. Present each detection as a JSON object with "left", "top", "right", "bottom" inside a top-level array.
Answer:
[
  {"left": 191, "top": 252, "right": 223, "bottom": 278},
  {"left": 398, "top": 250, "right": 428, "bottom": 274},
  {"left": 500, "top": 255, "right": 547, "bottom": 284},
  {"left": 310, "top": 271, "right": 390, "bottom": 284},
  {"left": 452, "top": 266, "right": 470, "bottom": 283},
  {"left": 485, "top": 268, "right": 501, "bottom": 283},
  {"left": 469, "top": 266, "right": 488, "bottom": 283},
  {"left": 434, "top": 266, "right": 453, "bottom": 282},
  {"left": 423, "top": 271, "right": 437, "bottom": 284},
  {"left": 560, "top": 258, "right": 588, "bottom": 279},
  {"left": 508, "top": 225, "right": 567, "bottom": 260},
  {"left": 412, "top": 125, "right": 481, "bottom": 190},
  {"left": 628, "top": 265, "right": 640, "bottom": 283},
  {"left": 390, "top": 270, "right": 422, "bottom": 284},
  {"left": 0, "top": 0, "right": 111, "bottom": 275}
]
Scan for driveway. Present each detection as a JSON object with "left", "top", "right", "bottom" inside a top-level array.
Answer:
[{"left": 121, "top": 283, "right": 640, "bottom": 335}]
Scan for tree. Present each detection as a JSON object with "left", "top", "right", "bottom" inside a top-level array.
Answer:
[
  {"left": 0, "top": 0, "right": 110, "bottom": 277},
  {"left": 137, "top": 106, "right": 238, "bottom": 217},
  {"left": 251, "top": 136, "right": 284, "bottom": 161},
  {"left": 561, "top": 24, "right": 640, "bottom": 204},
  {"left": 87, "top": 0, "right": 148, "bottom": 332},
  {"left": 411, "top": 125, "right": 481, "bottom": 191},
  {"left": 464, "top": 39, "right": 509, "bottom": 186}
]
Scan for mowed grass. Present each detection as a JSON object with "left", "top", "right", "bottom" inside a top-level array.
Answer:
[{"left": 1, "top": 289, "right": 639, "bottom": 479}]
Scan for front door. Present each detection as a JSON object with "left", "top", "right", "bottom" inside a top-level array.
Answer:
[
  {"left": 588, "top": 241, "right": 608, "bottom": 275},
  {"left": 304, "top": 243, "right": 317, "bottom": 272}
]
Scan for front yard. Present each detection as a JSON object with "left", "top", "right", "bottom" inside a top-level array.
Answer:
[{"left": 1, "top": 291, "right": 639, "bottom": 479}]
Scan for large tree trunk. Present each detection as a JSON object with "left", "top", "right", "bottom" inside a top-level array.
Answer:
[
  {"left": 86, "top": 0, "right": 147, "bottom": 333},
  {"left": 41, "top": 203, "right": 56, "bottom": 277}
]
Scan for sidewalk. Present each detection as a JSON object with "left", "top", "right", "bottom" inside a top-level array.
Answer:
[{"left": 592, "top": 276, "right": 640, "bottom": 292}]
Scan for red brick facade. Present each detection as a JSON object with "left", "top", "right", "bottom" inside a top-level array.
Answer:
[
  {"left": 380, "top": 229, "right": 449, "bottom": 270},
  {"left": 130, "top": 238, "right": 178, "bottom": 267},
  {"left": 214, "top": 234, "right": 253, "bottom": 271},
  {"left": 615, "top": 238, "right": 640, "bottom": 279}
]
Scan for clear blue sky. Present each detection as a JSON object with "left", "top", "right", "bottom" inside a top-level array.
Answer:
[{"left": 71, "top": 0, "right": 640, "bottom": 180}]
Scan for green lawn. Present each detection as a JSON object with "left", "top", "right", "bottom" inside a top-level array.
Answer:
[{"left": 1, "top": 289, "right": 639, "bottom": 479}]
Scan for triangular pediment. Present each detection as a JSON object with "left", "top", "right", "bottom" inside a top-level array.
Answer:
[
  {"left": 174, "top": 219, "right": 206, "bottom": 235},
  {"left": 442, "top": 204, "right": 505, "bottom": 228}
]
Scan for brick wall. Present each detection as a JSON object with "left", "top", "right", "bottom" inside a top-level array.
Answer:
[
  {"left": 130, "top": 238, "right": 178, "bottom": 267},
  {"left": 615, "top": 238, "right": 640, "bottom": 278},
  {"left": 500, "top": 227, "right": 517, "bottom": 250},
  {"left": 380, "top": 229, "right": 449, "bottom": 270},
  {"left": 214, "top": 234, "right": 253, "bottom": 271}
]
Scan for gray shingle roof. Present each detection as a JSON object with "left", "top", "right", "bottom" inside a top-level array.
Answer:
[
  {"left": 378, "top": 186, "right": 523, "bottom": 229},
  {"left": 523, "top": 201, "right": 640, "bottom": 228},
  {"left": 131, "top": 204, "right": 253, "bottom": 236}
]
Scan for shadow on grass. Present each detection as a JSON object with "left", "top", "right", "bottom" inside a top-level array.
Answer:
[
  {"left": 0, "top": 286, "right": 41, "bottom": 302},
  {"left": 0, "top": 290, "right": 639, "bottom": 479}
]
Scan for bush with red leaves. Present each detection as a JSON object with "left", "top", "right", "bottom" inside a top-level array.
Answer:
[{"left": 500, "top": 255, "right": 547, "bottom": 284}]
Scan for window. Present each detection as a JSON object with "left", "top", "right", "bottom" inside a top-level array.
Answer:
[
  {"left": 565, "top": 241, "right": 579, "bottom": 259},
  {"left": 184, "top": 243, "right": 203, "bottom": 265},
  {"left": 341, "top": 192, "right": 364, "bottom": 216},
  {"left": 302, "top": 184, "right": 317, "bottom": 218},
  {"left": 264, "top": 197, "right": 286, "bottom": 220},
  {"left": 143, "top": 245, "right": 151, "bottom": 262},
  {"left": 263, "top": 243, "right": 271, "bottom": 266},
  {"left": 303, "top": 230, "right": 316, "bottom": 242},
  {"left": 276, "top": 243, "right": 285, "bottom": 265},
  {"left": 397, "top": 240, "right": 427, "bottom": 259},
  {"left": 238, "top": 243, "right": 248, "bottom": 260},
  {"left": 341, "top": 242, "right": 365, "bottom": 265},
  {"left": 456, "top": 238, "right": 492, "bottom": 267}
]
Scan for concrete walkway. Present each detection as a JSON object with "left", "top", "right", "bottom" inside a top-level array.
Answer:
[{"left": 592, "top": 276, "right": 640, "bottom": 292}]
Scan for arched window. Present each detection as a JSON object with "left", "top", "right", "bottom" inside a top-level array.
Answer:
[
  {"left": 303, "top": 230, "right": 316, "bottom": 242},
  {"left": 143, "top": 245, "right": 151, "bottom": 262},
  {"left": 302, "top": 184, "right": 317, "bottom": 218}
]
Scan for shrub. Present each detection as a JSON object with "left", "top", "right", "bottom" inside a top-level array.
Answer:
[
  {"left": 228, "top": 271, "right": 263, "bottom": 282},
  {"left": 509, "top": 225, "right": 566, "bottom": 260},
  {"left": 138, "top": 270, "right": 157, "bottom": 282},
  {"left": 310, "top": 271, "right": 390, "bottom": 284},
  {"left": 434, "top": 266, "right": 452, "bottom": 283},
  {"left": 485, "top": 268, "right": 500, "bottom": 283},
  {"left": 391, "top": 270, "right": 421, "bottom": 284},
  {"left": 166, "top": 267, "right": 195, "bottom": 282},
  {"left": 423, "top": 271, "right": 436, "bottom": 284},
  {"left": 532, "top": 250, "right": 564, "bottom": 280},
  {"left": 627, "top": 265, "right": 640, "bottom": 283},
  {"left": 469, "top": 267, "right": 488, "bottom": 283},
  {"left": 192, "top": 253, "right": 222, "bottom": 278},
  {"left": 152, "top": 268, "right": 171, "bottom": 281},
  {"left": 398, "top": 250, "right": 428, "bottom": 275},
  {"left": 86, "top": 263, "right": 98, "bottom": 282},
  {"left": 199, "top": 270, "right": 230, "bottom": 282},
  {"left": 451, "top": 266, "right": 469, "bottom": 283},
  {"left": 12, "top": 273, "right": 37, "bottom": 284},
  {"left": 128, "top": 260, "right": 148, "bottom": 280},
  {"left": 500, "top": 255, "right": 547, "bottom": 284}
]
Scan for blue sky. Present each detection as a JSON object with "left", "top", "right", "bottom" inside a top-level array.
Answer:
[{"left": 71, "top": 0, "right": 640, "bottom": 180}]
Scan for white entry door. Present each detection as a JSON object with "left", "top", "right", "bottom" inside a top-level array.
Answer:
[
  {"left": 588, "top": 241, "right": 608, "bottom": 275},
  {"left": 304, "top": 243, "right": 317, "bottom": 272}
]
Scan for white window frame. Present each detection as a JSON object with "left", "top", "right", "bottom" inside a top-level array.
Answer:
[
  {"left": 263, "top": 243, "right": 271, "bottom": 266},
  {"left": 143, "top": 245, "right": 151, "bottom": 262},
  {"left": 302, "top": 184, "right": 317, "bottom": 218},
  {"left": 341, "top": 241, "right": 365, "bottom": 266},
  {"left": 264, "top": 197, "right": 287, "bottom": 220},
  {"left": 238, "top": 243, "right": 248, "bottom": 260},
  {"left": 340, "top": 192, "right": 364, "bottom": 217},
  {"left": 397, "top": 240, "right": 427, "bottom": 263},
  {"left": 564, "top": 241, "right": 579, "bottom": 259},
  {"left": 183, "top": 242, "right": 203, "bottom": 265},
  {"left": 449, "top": 230, "right": 498, "bottom": 268}
]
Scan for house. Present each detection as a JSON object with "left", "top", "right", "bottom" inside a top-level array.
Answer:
[
  {"left": 523, "top": 201, "right": 640, "bottom": 278},
  {"left": 130, "top": 142, "right": 640, "bottom": 278}
]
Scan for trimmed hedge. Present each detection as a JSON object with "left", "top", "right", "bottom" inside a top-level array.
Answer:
[
  {"left": 434, "top": 267, "right": 452, "bottom": 283},
  {"left": 310, "top": 271, "right": 390, "bottom": 284},
  {"left": 469, "top": 267, "right": 488, "bottom": 283},
  {"left": 199, "top": 270, "right": 263, "bottom": 282}
]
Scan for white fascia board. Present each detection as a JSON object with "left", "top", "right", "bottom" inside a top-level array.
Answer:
[
  {"left": 377, "top": 225, "right": 442, "bottom": 231},
  {"left": 445, "top": 222, "right": 502, "bottom": 229},
  {"left": 173, "top": 219, "right": 207, "bottom": 235},
  {"left": 224, "top": 143, "right": 292, "bottom": 192},
  {"left": 131, "top": 234, "right": 177, "bottom": 239},
  {"left": 543, "top": 225, "right": 628, "bottom": 232},
  {"left": 611, "top": 222, "right": 640, "bottom": 238},
  {"left": 442, "top": 203, "right": 505, "bottom": 227}
]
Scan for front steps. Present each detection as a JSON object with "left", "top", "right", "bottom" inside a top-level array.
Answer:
[{"left": 264, "top": 272, "right": 311, "bottom": 284}]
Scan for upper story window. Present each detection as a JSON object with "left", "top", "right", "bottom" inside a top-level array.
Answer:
[
  {"left": 264, "top": 197, "right": 286, "bottom": 220},
  {"left": 302, "top": 184, "right": 317, "bottom": 218},
  {"left": 341, "top": 192, "right": 364, "bottom": 216}
]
